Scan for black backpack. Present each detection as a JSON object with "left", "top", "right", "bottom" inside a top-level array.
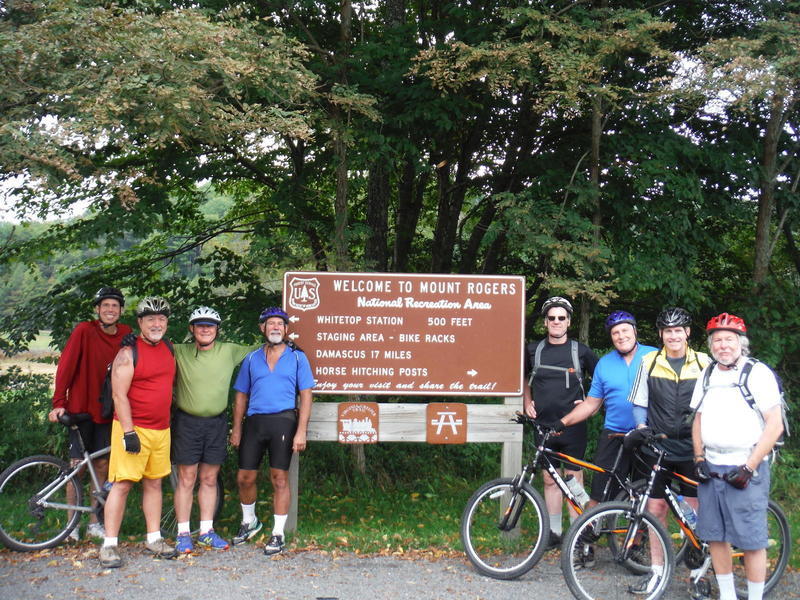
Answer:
[{"left": 98, "top": 339, "right": 174, "bottom": 419}]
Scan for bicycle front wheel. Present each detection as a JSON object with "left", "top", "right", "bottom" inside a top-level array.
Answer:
[
  {"left": 561, "top": 501, "right": 674, "bottom": 600},
  {"left": 460, "top": 477, "right": 548, "bottom": 580},
  {"left": 0, "top": 455, "right": 82, "bottom": 551},
  {"left": 733, "top": 499, "right": 791, "bottom": 598}
]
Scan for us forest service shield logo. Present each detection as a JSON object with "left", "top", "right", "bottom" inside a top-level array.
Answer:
[
  {"left": 288, "top": 277, "right": 320, "bottom": 311},
  {"left": 426, "top": 403, "right": 467, "bottom": 444}
]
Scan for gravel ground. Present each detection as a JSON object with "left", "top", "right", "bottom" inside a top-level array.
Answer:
[{"left": 0, "top": 542, "right": 796, "bottom": 600}]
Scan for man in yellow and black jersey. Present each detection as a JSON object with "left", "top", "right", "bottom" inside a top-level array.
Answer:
[{"left": 625, "top": 307, "right": 711, "bottom": 595}]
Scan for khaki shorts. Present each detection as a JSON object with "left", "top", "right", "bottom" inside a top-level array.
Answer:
[{"left": 108, "top": 420, "right": 171, "bottom": 482}]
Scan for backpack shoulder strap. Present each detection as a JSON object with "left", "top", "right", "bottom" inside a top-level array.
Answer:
[
  {"left": 647, "top": 349, "right": 662, "bottom": 378},
  {"left": 131, "top": 343, "right": 138, "bottom": 369},
  {"left": 737, "top": 357, "right": 758, "bottom": 410},
  {"left": 532, "top": 339, "right": 545, "bottom": 376},
  {"left": 570, "top": 340, "right": 581, "bottom": 383}
]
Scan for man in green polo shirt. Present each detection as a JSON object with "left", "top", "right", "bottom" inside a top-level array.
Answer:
[{"left": 171, "top": 307, "right": 255, "bottom": 553}]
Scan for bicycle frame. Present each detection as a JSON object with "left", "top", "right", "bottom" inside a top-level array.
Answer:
[{"left": 34, "top": 445, "right": 110, "bottom": 514}]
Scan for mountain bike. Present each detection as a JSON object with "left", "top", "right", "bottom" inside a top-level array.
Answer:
[
  {"left": 560, "top": 434, "right": 791, "bottom": 600},
  {"left": 0, "top": 412, "right": 110, "bottom": 551},
  {"left": 460, "top": 415, "right": 635, "bottom": 580},
  {"left": 0, "top": 412, "right": 224, "bottom": 551}
]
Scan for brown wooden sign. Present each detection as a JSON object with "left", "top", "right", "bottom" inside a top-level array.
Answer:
[
  {"left": 283, "top": 272, "right": 525, "bottom": 396},
  {"left": 337, "top": 402, "right": 379, "bottom": 444},
  {"left": 426, "top": 403, "right": 468, "bottom": 444}
]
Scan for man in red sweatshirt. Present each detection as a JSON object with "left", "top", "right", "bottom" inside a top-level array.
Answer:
[{"left": 48, "top": 287, "right": 132, "bottom": 541}]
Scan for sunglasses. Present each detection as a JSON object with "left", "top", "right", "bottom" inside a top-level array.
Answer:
[{"left": 547, "top": 315, "right": 568, "bottom": 322}]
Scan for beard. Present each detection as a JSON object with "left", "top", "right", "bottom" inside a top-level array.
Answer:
[{"left": 267, "top": 331, "right": 284, "bottom": 345}]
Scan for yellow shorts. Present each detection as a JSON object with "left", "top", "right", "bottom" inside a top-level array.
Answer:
[{"left": 108, "top": 420, "right": 171, "bottom": 482}]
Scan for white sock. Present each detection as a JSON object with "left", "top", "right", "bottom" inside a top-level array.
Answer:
[
  {"left": 272, "top": 514, "right": 288, "bottom": 537},
  {"left": 747, "top": 580, "right": 765, "bottom": 600},
  {"left": 716, "top": 573, "right": 737, "bottom": 600},
  {"left": 103, "top": 537, "right": 118, "bottom": 548},
  {"left": 177, "top": 522, "right": 191, "bottom": 535},
  {"left": 146, "top": 531, "right": 162, "bottom": 544},
  {"left": 549, "top": 514, "right": 562, "bottom": 535},
  {"left": 241, "top": 502, "right": 256, "bottom": 524},
  {"left": 199, "top": 520, "right": 213, "bottom": 534}
]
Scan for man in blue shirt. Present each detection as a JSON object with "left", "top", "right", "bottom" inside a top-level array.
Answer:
[
  {"left": 229, "top": 307, "right": 314, "bottom": 555},
  {"left": 550, "top": 311, "right": 656, "bottom": 505}
]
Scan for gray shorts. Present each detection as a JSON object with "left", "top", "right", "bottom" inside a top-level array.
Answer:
[{"left": 696, "top": 461, "right": 770, "bottom": 550}]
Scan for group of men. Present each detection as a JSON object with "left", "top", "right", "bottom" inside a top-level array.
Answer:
[
  {"left": 50, "top": 288, "right": 313, "bottom": 568},
  {"left": 524, "top": 297, "right": 783, "bottom": 600}
]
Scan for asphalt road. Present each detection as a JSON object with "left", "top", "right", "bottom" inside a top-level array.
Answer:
[{"left": 0, "top": 542, "right": 797, "bottom": 600}]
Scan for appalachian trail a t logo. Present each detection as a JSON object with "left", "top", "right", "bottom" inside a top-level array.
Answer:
[{"left": 288, "top": 277, "right": 320, "bottom": 311}]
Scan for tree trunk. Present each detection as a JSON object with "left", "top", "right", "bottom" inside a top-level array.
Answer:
[
  {"left": 753, "top": 93, "right": 785, "bottom": 286},
  {"left": 393, "top": 157, "right": 426, "bottom": 271},
  {"left": 365, "top": 160, "right": 390, "bottom": 271}
]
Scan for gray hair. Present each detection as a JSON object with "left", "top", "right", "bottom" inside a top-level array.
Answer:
[{"left": 707, "top": 333, "right": 750, "bottom": 360}]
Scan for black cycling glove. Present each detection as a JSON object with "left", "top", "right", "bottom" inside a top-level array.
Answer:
[
  {"left": 623, "top": 427, "right": 653, "bottom": 451},
  {"left": 540, "top": 419, "right": 565, "bottom": 433},
  {"left": 723, "top": 465, "right": 753, "bottom": 489},
  {"left": 693, "top": 459, "right": 712, "bottom": 484},
  {"left": 123, "top": 431, "right": 141, "bottom": 454}
]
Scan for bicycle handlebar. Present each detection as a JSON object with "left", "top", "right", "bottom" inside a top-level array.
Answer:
[{"left": 58, "top": 412, "right": 92, "bottom": 427}]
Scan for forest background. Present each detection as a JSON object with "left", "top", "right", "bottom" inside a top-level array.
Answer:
[{"left": 1, "top": 0, "right": 799, "bottom": 557}]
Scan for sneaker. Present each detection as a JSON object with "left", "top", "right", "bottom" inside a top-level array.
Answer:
[
  {"left": 87, "top": 522, "right": 106, "bottom": 539},
  {"left": 197, "top": 529, "right": 229, "bottom": 550},
  {"left": 175, "top": 533, "right": 194, "bottom": 554},
  {"left": 67, "top": 527, "right": 80, "bottom": 542},
  {"left": 629, "top": 572, "right": 662, "bottom": 595},
  {"left": 232, "top": 518, "right": 262, "bottom": 546},
  {"left": 263, "top": 534, "right": 285, "bottom": 556},
  {"left": 546, "top": 531, "right": 562, "bottom": 551},
  {"left": 99, "top": 545, "right": 123, "bottom": 568},
  {"left": 145, "top": 538, "right": 178, "bottom": 559}
]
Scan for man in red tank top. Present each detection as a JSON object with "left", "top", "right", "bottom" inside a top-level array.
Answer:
[
  {"left": 99, "top": 297, "right": 177, "bottom": 568},
  {"left": 48, "top": 287, "right": 132, "bottom": 542}
]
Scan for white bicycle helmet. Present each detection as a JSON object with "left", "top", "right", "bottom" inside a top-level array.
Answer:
[
  {"left": 136, "top": 296, "right": 171, "bottom": 317},
  {"left": 189, "top": 306, "right": 221, "bottom": 326},
  {"left": 541, "top": 296, "right": 573, "bottom": 316}
]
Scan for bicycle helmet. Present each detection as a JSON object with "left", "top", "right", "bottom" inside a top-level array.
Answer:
[
  {"left": 93, "top": 286, "right": 125, "bottom": 307},
  {"left": 189, "top": 306, "right": 221, "bottom": 326},
  {"left": 259, "top": 306, "right": 289, "bottom": 324},
  {"left": 655, "top": 307, "right": 691, "bottom": 329},
  {"left": 541, "top": 296, "right": 573, "bottom": 316},
  {"left": 135, "top": 296, "right": 171, "bottom": 318},
  {"left": 604, "top": 310, "right": 636, "bottom": 332},
  {"left": 706, "top": 312, "right": 747, "bottom": 335}
]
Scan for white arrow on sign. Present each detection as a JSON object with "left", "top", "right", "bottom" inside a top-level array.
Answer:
[
  {"left": 289, "top": 315, "right": 300, "bottom": 323},
  {"left": 288, "top": 332, "right": 300, "bottom": 340},
  {"left": 467, "top": 369, "right": 478, "bottom": 377}
]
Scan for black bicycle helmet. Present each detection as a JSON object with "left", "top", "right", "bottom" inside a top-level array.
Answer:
[
  {"left": 93, "top": 287, "right": 125, "bottom": 307},
  {"left": 604, "top": 310, "right": 636, "bottom": 332},
  {"left": 541, "top": 296, "right": 573, "bottom": 316},
  {"left": 655, "top": 307, "right": 691, "bottom": 329},
  {"left": 259, "top": 306, "right": 289, "bottom": 324},
  {"left": 136, "top": 296, "right": 171, "bottom": 318}
]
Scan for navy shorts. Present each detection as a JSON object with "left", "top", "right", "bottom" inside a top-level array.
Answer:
[
  {"left": 589, "top": 430, "right": 632, "bottom": 502},
  {"left": 238, "top": 411, "right": 297, "bottom": 471},
  {"left": 171, "top": 410, "right": 228, "bottom": 466},
  {"left": 696, "top": 461, "right": 771, "bottom": 550},
  {"left": 68, "top": 420, "right": 111, "bottom": 459}
]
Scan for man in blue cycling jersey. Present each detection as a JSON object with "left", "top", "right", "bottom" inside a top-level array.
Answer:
[
  {"left": 229, "top": 307, "right": 314, "bottom": 556},
  {"left": 550, "top": 310, "right": 657, "bottom": 505}
]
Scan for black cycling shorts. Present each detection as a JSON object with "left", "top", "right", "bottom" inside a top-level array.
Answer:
[
  {"left": 633, "top": 452, "right": 697, "bottom": 499},
  {"left": 238, "top": 411, "right": 297, "bottom": 472},
  {"left": 68, "top": 420, "right": 111, "bottom": 459},
  {"left": 546, "top": 423, "right": 588, "bottom": 472},
  {"left": 171, "top": 410, "right": 228, "bottom": 466},
  {"left": 589, "top": 429, "right": 632, "bottom": 502}
]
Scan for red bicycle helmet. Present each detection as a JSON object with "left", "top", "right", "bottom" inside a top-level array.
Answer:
[{"left": 706, "top": 312, "right": 747, "bottom": 335}]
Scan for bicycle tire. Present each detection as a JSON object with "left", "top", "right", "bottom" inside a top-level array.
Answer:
[
  {"left": 733, "top": 499, "right": 791, "bottom": 598},
  {"left": 612, "top": 479, "right": 690, "bottom": 571},
  {"left": 460, "top": 477, "right": 548, "bottom": 580},
  {"left": 160, "top": 468, "right": 225, "bottom": 538},
  {"left": 561, "top": 501, "right": 674, "bottom": 600},
  {"left": 0, "top": 455, "right": 82, "bottom": 551}
]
